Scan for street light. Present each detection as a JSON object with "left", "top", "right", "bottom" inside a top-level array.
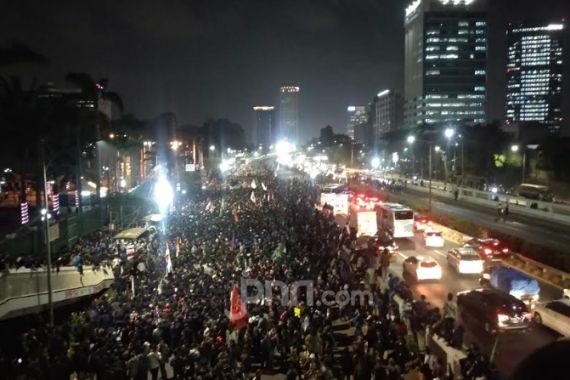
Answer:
[
  {"left": 511, "top": 144, "right": 520, "bottom": 153},
  {"left": 444, "top": 128, "right": 455, "bottom": 139},
  {"left": 434, "top": 146, "right": 441, "bottom": 152},
  {"left": 209, "top": 145, "right": 216, "bottom": 152},
  {"left": 406, "top": 135, "right": 416, "bottom": 176},
  {"left": 371, "top": 157, "right": 381, "bottom": 170},
  {"left": 170, "top": 140, "right": 182, "bottom": 151}
]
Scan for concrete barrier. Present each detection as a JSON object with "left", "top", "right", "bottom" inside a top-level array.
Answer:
[
  {"left": 429, "top": 334, "right": 467, "bottom": 379},
  {"left": 0, "top": 265, "right": 115, "bottom": 320},
  {"left": 376, "top": 174, "right": 570, "bottom": 227}
]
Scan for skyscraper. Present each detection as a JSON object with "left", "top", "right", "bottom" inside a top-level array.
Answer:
[
  {"left": 404, "top": 0, "right": 488, "bottom": 129},
  {"left": 278, "top": 86, "right": 300, "bottom": 143},
  {"left": 372, "top": 90, "right": 404, "bottom": 138},
  {"left": 253, "top": 106, "right": 276, "bottom": 148},
  {"left": 506, "top": 21, "right": 565, "bottom": 134},
  {"left": 347, "top": 106, "right": 368, "bottom": 140}
]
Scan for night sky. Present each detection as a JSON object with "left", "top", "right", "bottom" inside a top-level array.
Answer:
[{"left": 1, "top": 0, "right": 568, "bottom": 141}]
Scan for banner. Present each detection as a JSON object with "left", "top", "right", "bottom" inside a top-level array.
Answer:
[{"left": 229, "top": 286, "right": 248, "bottom": 329}]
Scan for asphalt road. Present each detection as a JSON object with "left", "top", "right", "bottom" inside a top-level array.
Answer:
[
  {"left": 393, "top": 231, "right": 562, "bottom": 377},
  {"left": 387, "top": 188, "right": 570, "bottom": 255}
]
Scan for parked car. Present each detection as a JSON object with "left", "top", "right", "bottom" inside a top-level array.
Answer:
[
  {"left": 457, "top": 288, "right": 531, "bottom": 334},
  {"left": 465, "top": 238, "right": 510, "bottom": 260},
  {"left": 424, "top": 229, "right": 444, "bottom": 248},
  {"left": 533, "top": 299, "right": 570, "bottom": 337},
  {"left": 447, "top": 247, "right": 485, "bottom": 275},
  {"left": 403, "top": 256, "right": 442, "bottom": 282}
]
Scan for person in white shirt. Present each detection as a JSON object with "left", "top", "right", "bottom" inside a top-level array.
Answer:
[{"left": 147, "top": 346, "right": 161, "bottom": 380}]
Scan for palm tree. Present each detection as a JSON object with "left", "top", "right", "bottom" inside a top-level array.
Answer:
[
  {"left": 0, "top": 44, "right": 50, "bottom": 209},
  {"left": 65, "top": 73, "right": 124, "bottom": 204}
]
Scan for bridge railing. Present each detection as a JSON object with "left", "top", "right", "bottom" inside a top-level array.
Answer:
[{"left": 0, "top": 265, "right": 115, "bottom": 320}]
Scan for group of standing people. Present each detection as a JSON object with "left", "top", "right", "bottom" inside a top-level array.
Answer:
[{"left": 0, "top": 165, "right": 493, "bottom": 379}]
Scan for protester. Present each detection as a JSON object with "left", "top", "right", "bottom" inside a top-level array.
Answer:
[{"left": 0, "top": 165, "right": 494, "bottom": 379}]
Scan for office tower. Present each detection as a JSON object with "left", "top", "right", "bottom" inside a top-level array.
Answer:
[
  {"left": 347, "top": 106, "right": 368, "bottom": 139},
  {"left": 373, "top": 90, "right": 404, "bottom": 137},
  {"left": 404, "top": 0, "right": 488, "bottom": 129},
  {"left": 278, "top": 86, "right": 300, "bottom": 143},
  {"left": 253, "top": 106, "right": 276, "bottom": 148},
  {"left": 506, "top": 21, "right": 565, "bottom": 134}
]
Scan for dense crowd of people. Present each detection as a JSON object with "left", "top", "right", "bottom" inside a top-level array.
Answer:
[{"left": 0, "top": 165, "right": 496, "bottom": 379}]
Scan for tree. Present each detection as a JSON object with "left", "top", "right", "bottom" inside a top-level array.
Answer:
[
  {"left": 65, "top": 73, "right": 124, "bottom": 203},
  {"left": 0, "top": 44, "right": 51, "bottom": 207}
]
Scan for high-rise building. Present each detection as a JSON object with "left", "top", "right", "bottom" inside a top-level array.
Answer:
[
  {"left": 278, "top": 86, "right": 300, "bottom": 143},
  {"left": 373, "top": 90, "right": 404, "bottom": 138},
  {"left": 253, "top": 106, "right": 276, "bottom": 148},
  {"left": 347, "top": 106, "right": 368, "bottom": 139},
  {"left": 404, "top": 0, "right": 488, "bottom": 129},
  {"left": 505, "top": 21, "right": 565, "bottom": 134}
]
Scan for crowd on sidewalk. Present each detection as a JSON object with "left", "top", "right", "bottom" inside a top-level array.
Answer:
[{"left": 0, "top": 167, "right": 495, "bottom": 379}]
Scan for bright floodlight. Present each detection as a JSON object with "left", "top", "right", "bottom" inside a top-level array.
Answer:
[
  {"left": 275, "top": 140, "right": 293, "bottom": 156},
  {"left": 435, "top": 146, "right": 441, "bottom": 152},
  {"left": 371, "top": 157, "right": 381, "bottom": 169},
  {"left": 219, "top": 159, "right": 232, "bottom": 173},
  {"left": 209, "top": 145, "right": 216, "bottom": 152},
  {"left": 153, "top": 175, "right": 174, "bottom": 215},
  {"left": 407, "top": 135, "right": 416, "bottom": 144},
  {"left": 511, "top": 144, "right": 520, "bottom": 153},
  {"left": 444, "top": 128, "right": 455, "bottom": 139}
]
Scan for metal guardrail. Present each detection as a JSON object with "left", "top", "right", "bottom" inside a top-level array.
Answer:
[{"left": 0, "top": 265, "right": 115, "bottom": 320}]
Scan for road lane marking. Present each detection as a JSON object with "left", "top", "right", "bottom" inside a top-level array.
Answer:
[{"left": 433, "top": 249, "right": 447, "bottom": 258}]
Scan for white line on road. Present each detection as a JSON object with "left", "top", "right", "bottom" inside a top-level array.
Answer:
[{"left": 433, "top": 249, "right": 447, "bottom": 258}]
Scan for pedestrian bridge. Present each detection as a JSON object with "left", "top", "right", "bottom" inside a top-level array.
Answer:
[{"left": 0, "top": 265, "right": 115, "bottom": 320}]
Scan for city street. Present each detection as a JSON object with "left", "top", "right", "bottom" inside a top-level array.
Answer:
[
  {"left": 389, "top": 230, "right": 562, "bottom": 376},
  {"left": 386, "top": 188, "right": 570, "bottom": 255}
]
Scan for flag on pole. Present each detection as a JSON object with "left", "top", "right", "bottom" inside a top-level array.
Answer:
[
  {"left": 251, "top": 179, "right": 257, "bottom": 189},
  {"left": 250, "top": 191, "right": 256, "bottom": 204},
  {"left": 165, "top": 243, "right": 173, "bottom": 274},
  {"left": 229, "top": 286, "right": 248, "bottom": 330},
  {"left": 261, "top": 182, "right": 267, "bottom": 191}
]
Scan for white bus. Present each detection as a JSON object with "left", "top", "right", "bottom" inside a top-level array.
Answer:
[{"left": 375, "top": 203, "right": 414, "bottom": 238}]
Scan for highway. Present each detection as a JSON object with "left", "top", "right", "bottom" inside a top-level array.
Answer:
[
  {"left": 385, "top": 188, "right": 570, "bottom": 255},
  {"left": 391, "top": 230, "right": 563, "bottom": 376}
]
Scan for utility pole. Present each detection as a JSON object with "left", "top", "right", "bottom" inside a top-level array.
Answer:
[{"left": 40, "top": 139, "right": 54, "bottom": 329}]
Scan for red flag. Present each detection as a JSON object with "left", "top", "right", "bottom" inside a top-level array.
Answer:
[{"left": 229, "top": 286, "right": 248, "bottom": 329}]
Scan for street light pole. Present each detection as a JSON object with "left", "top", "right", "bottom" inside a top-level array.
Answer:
[
  {"left": 522, "top": 149, "right": 527, "bottom": 184},
  {"left": 429, "top": 143, "right": 433, "bottom": 215},
  {"left": 40, "top": 139, "right": 54, "bottom": 329}
]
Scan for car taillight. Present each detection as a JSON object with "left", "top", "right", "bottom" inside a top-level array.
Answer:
[
  {"left": 502, "top": 248, "right": 509, "bottom": 253},
  {"left": 484, "top": 248, "right": 492, "bottom": 255},
  {"left": 497, "top": 313, "right": 510, "bottom": 326}
]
